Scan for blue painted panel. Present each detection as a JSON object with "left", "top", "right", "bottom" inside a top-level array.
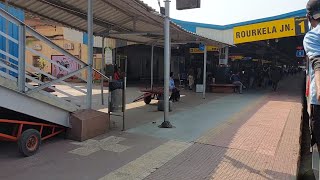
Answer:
[
  {"left": 0, "top": 3, "right": 24, "bottom": 77},
  {"left": 83, "top": 32, "right": 88, "bottom": 45},
  {"left": 83, "top": 32, "right": 95, "bottom": 46}
]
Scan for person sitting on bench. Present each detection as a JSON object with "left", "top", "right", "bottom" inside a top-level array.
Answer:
[
  {"left": 169, "top": 72, "right": 180, "bottom": 102},
  {"left": 230, "top": 71, "right": 246, "bottom": 94}
]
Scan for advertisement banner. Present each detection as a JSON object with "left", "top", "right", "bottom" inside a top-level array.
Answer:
[{"left": 51, "top": 55, "right": 79, "bottom": 78}]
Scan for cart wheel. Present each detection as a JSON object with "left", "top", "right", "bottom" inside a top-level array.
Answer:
[
  {"left": 144, "top": 96, "right": 152, "bottom": 104},
  {"left": 176, "top": 94, "right": 180, "bottom": 101},
  {"left": 18, "top": 129, "right": 41, "bottom": 157}
]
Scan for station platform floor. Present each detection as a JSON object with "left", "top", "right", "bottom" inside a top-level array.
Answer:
[{"left": 0, "top": 74, "right": 303, "bottom": 180}]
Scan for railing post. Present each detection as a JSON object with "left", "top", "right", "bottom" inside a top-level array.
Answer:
[
  {"left": 5, "top": 0, "right": 9, "bottom": 75},
  {"left": 101, "top": 36, "right": 105, "bottom": 105},
  {"left": 86, "top": 0, "right": 93, "bottom": 109},
  {"left": 18, "top": 24, "right": 26, "bottom": 92}
]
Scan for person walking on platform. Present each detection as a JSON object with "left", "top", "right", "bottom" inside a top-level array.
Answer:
[
  {"left": 248, "top": 68, "right": 256, "bottom": 89},
  {"left": 169, "top": 72, "right": 180, "bottom": 102},
  {"left": 270, "top": 67, "right": 281, "bottom": 91},
  {"left": 304, "top": 0, "right": 320, "bottom": 151},
  {"left": 187, "top": 68, "right": 195, "bottom": 90},
  {"left": 262, "top": 66, "right": 270, "bottom": 88}
]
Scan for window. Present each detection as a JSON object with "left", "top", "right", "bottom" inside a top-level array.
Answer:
[{"left": 32, "top": 56, "right": 40, "bottom": 67}]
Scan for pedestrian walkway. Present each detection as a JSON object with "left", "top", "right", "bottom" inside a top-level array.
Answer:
[
  {"left": 98, "top": 75, "right": 303, "bottom": 180},
  {"left": 0, "top": 75, "right": 303, "bottom": 180},
  {"left": 144, "top": 100, "right": 301, "bottom": 180}
]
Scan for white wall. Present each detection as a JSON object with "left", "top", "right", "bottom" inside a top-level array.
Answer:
[
  {"left": 63, "top": 28, "right": 83, "bottom": 44},
  {"left": 196, "top": 27, "right": 234, "bottom": 45}
]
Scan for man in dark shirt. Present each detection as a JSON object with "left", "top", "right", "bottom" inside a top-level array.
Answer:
[
  {"left": 270, "top": 67, "right": 281, "bottom": 91},
  {"left": 248, "top": 68, "right": 256, "bottom": 89}
]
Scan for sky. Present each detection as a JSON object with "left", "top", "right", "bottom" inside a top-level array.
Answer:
[{"left": 141, "top": 0, "right": 309, "bottom": 25}]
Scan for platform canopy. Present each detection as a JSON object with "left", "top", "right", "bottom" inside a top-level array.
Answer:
[{"left": 2, "top": 0, "right": 228, "bottom": 47}]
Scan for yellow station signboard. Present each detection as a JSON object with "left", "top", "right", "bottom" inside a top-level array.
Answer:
[
  {"left": 233, "top": 17, "right": 308, "bottom": 44},
  {"left": 189, "top": 46, "right": 219, "bottom": 54}
]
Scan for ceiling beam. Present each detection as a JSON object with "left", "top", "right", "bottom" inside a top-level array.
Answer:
[
  {"left": 40, "top": 0, "right": 132, "bottom": 32},
  {"left": 9, "top": 3, "right": 88, "bottom": 33}
]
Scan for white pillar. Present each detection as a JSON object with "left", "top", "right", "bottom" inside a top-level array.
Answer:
[
  {"left": 163, "top": 0, "right": 170, "bottom": 122},
  {"left": 151, "top": 45, "right": 154, "bottom": 89},
  {"left": 86, "top": 0, "right": 93, "bottom": 109},
  {"left": 203, "top": 45, "right": 207, "bottom": 99},
  {"left": 225, "top": 46, "right": 229, "bottom": 65}
]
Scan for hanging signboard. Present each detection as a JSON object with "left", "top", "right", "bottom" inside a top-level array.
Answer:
[
  {"left": 199, "top": 43, "right": 205, "bottom": 51},
  {"left": 189, "top": 46, "right": 219, "bottom": 54},
  {"left": 105, "top": 48, "right": 113, "bottom": 65},
  {"left": 176, "top": 0, "right": 200, "bottom": 10},
  {"left": 296, "top": 50, "right": 305, "bottom": 57},
  {"left": 229, "top": 55, "right": 244, "bottom": 61},
  {"left": 234, "top": 17, "right": 309, "bottom": 44},
  {"left": 296, "top": 46, "right": 305, "bottom": 58}
]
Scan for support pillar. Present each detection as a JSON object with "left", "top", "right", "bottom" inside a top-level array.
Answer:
[
  {"left": 101, "top": 36, "right": 105, "bottom": 105},
  {"left": 160, "top": 0, "right": 173, "bottom": 128},
  {"left": 203, "top": 44, "right": 207, "bottom": 99},
  {"left": 151, "top": 44, "right": 154, "bottom": 89},
  {"left": 86, "top": 0, "right": 93, "bottom": 109}
]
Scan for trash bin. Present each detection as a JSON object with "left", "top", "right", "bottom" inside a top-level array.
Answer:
[
  {"left": 158, "top": 100, "right": 172, "bottom": 112},
  {"left": 109, "top": 81, "right": 123, "bottom": 112}
]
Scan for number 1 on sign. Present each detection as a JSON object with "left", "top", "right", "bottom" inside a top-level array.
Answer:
[{"left": 299, "top": 21, "right": 306, "bottom": 34}]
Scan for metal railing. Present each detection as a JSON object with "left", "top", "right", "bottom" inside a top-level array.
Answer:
[{"left": 0, "top": 7, "right": 109, "bottom": 110}]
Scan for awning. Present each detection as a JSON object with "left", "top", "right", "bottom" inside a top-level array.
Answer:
[{"left": 2, "top": 0, "right": 229, "bottom": 47}]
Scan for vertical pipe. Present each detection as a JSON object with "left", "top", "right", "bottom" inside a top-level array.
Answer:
[
  {"left": 18, "top": 24, "right": 26, "bottom": 92},
  {"left": 86, "top": 0, "right": 93, "bottom": 109},
  {"left": 163, "top": 0, "right": 170, "bottom": 122},
  {"left": 225, "top": 46, "right": 229, "bottom": 65},
  {"left": 101, "top": 36, "right": 105, "bottom": 105},
  {"left": 122, "top": 58, "right": 127, "bottom": 131},
  {"left": 5, "top": 0, "right": 9, "bottom": 74},
  {"left": 151, "top": 44, "right": 154, "bottom": 89},
  {"left": 203, "top": 44, "right": 207, "bottom": 99}
]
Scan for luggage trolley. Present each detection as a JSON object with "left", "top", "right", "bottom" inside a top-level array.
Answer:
[{"left": 0, "top": 119, "right": 65, "bottom": 156}]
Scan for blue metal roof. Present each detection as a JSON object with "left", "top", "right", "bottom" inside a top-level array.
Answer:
[{"left": 172, "top": 9, "right": 307, "bottom": 32}]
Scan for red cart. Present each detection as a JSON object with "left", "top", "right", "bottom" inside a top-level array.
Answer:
[
  {"left": 133, "top": 87, "right": 180, "bottom": 104},
  {"left": 133, "top": 87, "right": 164, "bottom": 104},
  {"left": 0, "top": 119, "right": 65, "bottom": 156}
]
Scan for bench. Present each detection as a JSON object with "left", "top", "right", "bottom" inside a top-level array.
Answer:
[{"left": 209, "top": 84, "right": 238, "bottom": 93}]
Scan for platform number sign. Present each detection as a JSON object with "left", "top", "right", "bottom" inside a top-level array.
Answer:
[
  {"left": 199, "top": 43, "right": 205, "bottom": 51},
  {"left": 296, "top": 50, "right": 305, "bottom": 58},
  {"left": 295, "top": 17, "right": 309, "bottom": 36}
]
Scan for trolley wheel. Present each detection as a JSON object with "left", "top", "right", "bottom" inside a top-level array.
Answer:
[
  {"left": 18, "top": 129, "right": 41, "bottom": 157},
  {"left": 144, "top": 96, "right": 152, "bottom": 104},
  {"left": 176, "top": 94, "right": 180, "bottom": 101}
]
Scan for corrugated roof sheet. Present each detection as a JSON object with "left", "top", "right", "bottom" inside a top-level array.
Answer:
[{"left": 1, "top": 0, "right": 229, "bottom": 47}]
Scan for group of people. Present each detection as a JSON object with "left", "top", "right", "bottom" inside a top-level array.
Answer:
[{"left": 229, "top": 65, "right": 300, "bottom": 93}]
